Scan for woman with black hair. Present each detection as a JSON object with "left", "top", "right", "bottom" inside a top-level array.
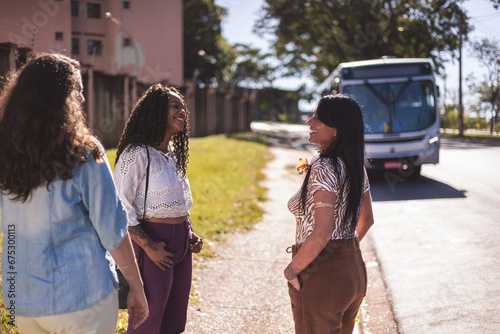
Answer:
[
  {"left": 113, "top": 84, "right": 202, "bottom": 334},
  {"left": 285, "top": 94, "right": 375, "bottom": 333}
]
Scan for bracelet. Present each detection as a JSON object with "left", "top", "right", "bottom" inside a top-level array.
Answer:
[
  {"left": 284, "top": 262, "right": 301, "bottom": 280},
  {"left": 314, "top": 201, "right": 334, "bottom": 209},
  {"left": 119, "top": 259, "right": 137, "bottom": 270}
]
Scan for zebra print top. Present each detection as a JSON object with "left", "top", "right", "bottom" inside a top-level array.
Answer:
[{"left": 287, "top": 155, "right": 370, "bottom": 244}]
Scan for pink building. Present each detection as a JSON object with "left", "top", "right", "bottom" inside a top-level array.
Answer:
[
  {"left": 0, "top": 0, "right": 183, "bottom": 147},
  {"left": 0, "top": 0, "right": 183, "bottom": 84}
]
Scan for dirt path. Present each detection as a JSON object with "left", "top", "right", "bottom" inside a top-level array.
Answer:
[{"left": 185, "top": 147, "right": 302, "bottom": 333}]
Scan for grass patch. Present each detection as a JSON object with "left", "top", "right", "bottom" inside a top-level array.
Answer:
[
  {"left": 1, "top": 134, "right": 269, "bottom": 333},
  {"left": 187, "top": 134, "right": 269, "bottom": 245},
  {"left": 106, "top": 148, "right": 118, "bottom": 170}
]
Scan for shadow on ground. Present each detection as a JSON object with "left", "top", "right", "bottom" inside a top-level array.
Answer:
[{"left": 368, "top": 171, "right": 466, "bottom": 202}]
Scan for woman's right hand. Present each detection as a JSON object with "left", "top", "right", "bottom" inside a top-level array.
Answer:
[
  {"left": 127, "top": 286, "right": 149, "bottom": 329},
  {"left": 145, "top": 241, "right": 173, "bottom": 271},
  {"left": 288, "top": 276, "right": 301, "bottom": 291}
]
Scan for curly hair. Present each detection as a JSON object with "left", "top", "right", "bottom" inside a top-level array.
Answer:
[
  {"left": 0, "top": 53, "right": 101, "bottom": 202},
  {"left": 115, "top": 84, "right": 190, "bottom": 177}
]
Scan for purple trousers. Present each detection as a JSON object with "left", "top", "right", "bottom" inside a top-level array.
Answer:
[{"left": 128, "top": 221, "right": 192, "bottom": 334}]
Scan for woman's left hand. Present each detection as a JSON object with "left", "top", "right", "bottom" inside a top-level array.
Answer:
[
  {"left": 189, "top": 233, "right": 203, "bottom": 253},
  {"left": 288, "top": 276, "right": 301, "bottom": 291}
]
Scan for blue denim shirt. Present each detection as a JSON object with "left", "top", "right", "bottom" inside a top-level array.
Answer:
[{"left": 0, "top": 150, "right": 128, "bottom": 317}]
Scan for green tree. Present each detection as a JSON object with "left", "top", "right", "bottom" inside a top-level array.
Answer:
[
  {"left": 183, "top": 0, "right": 236, "bottom": 85},
  {"left": 441, "top": 103, "right": 458, "bottom": 129},
  {"left": 441, "top": 108, "right": 484, "bottom": 130},
  {"left": 183, "top": 1, "right": 277, "bottom": 89},
  {"left": 470, "top": 38, "right": 500, "bottom": 134},
  {"left": 228, "top": 44, "right": 276, "bottom": 88},
  {"left": 254, "top": 0, "right": 473, "bottom": 83}
]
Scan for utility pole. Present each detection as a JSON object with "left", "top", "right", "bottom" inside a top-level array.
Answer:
[
  {"left": 105, "top": 12, "right": 139, "bottom": 125},
  {"left": 458, "top": 8, "right": 464, "bottom": 136},
  {"left": 105, "top": 12, "right": 140, "bottom": 80},
  {"left": 443, "top": 73, "right": 447, "bottom": 112}
]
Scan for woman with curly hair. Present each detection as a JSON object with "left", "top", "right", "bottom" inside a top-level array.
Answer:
[
  {"left": 285, "top": 94, "right": 374, "bottom": 333},
  {"left": 113, "top": 84, "right": 203, "bottom": 334},
  {"left": 0, "top": 53, "right": 148, "bottom": 333}
]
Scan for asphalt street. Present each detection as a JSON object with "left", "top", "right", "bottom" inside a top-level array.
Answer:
[{"left": 368, "top": 137, "right": 500, "bottom": 334}]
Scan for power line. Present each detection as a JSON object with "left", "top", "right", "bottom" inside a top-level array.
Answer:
[
  {"left": 473, "top": 12, "right": 500, "bottom": 19},
  {"left": 470, "top": 17, "right": 500, "bottom": 37}
]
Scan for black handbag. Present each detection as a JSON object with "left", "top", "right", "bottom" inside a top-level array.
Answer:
[{"left": 117, "top": 145, "right": 150, "bottom": 309}]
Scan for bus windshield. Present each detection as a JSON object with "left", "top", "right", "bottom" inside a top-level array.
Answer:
[{"left": 343, "top": 80, "right": 436, "bottom": 134}]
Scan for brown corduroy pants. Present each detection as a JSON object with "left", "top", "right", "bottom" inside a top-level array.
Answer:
[{"left": 288, "top": 238, "right": 367, "bottom": 334}]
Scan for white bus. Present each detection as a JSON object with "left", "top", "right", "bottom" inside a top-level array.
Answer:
[{"left": 319, "top": 57, "right": 440, "bottom": 176}]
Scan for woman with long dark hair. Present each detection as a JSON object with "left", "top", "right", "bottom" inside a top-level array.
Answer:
[
  {"left": 285, "top": 94, "right": 375, "bottom": 333},
  {"left": 113, "top": 84, "right": 202, "bottom": 334},
  {"left": 0, "top": 53, "right": 148, "bottom": 333}
]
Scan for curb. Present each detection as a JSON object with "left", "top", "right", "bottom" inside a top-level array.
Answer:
[
  {"left": 358, "top": 234, "right": 399, "bottom": 333},
  {"left": 354, "top": 322, "right": 363, "bottom": 334}
]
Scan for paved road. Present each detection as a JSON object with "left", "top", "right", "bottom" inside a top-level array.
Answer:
[{"left": 368, "top": 137, "right": 500, "bottom": 333}]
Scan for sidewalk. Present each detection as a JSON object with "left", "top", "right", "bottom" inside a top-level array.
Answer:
[
  {"left": 185, "top": 146, "right": 396, "bottom": 333},
  {"left": 185, "top": 147, "right": 299, "bottom": 333}
]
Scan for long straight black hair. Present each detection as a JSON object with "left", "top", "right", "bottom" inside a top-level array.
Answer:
[{"left": 300, "top": 94, "right": 366, "bottom": 232}]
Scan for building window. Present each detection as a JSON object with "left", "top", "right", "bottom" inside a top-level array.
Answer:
[
  {"left": 55, "top": 32, "right": 63, "bottom": 41},
  {"left": 123, "top": 38, "right": 132, "bottom": 47},
  {"left": 72, "top": 38, "right": 80, "bottom": 54},
  {"left": 123, "top": 1, "right": 130, "bottom": 9},
  {"left": 87, "top": 40, "right": 102, "bottom": 55},
  {"left": 87, "top": 3, "right": 101, "bottom": 18},
  {"left": 71, "top": 1, "right": 79, "bottom": 17}
]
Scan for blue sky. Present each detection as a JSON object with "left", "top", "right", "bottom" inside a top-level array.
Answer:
[{"left": 216, "top": 0, "right": 500, "bottom": 110}]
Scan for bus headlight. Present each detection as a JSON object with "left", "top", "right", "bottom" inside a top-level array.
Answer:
[{"left": 428, "top": 136, "right": 439, "bottom": 145}]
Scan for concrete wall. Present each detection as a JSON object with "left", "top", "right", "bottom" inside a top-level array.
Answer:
[
  {"left": 0, "top": 43, "right": 16, "bottom": 88},
  {"left": 81, "top": 70, "right": 132, "bottom": 148},
  {"left": 181, "top": 84, "right": 255, "bottom": 139}
]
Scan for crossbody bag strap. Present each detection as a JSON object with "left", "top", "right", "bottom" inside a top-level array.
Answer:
[
  {"left": 138, "top": 145, "right": 151, "bottom": 263},
  {"left": 143, "top": 145, "right": 150, "bottom": 221}
]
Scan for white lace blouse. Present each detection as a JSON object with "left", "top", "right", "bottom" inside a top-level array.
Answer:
[
  {"left": 113, "top": 144, "right": 193, "bottom": 226},
  {"left": 287, "top": 155, "right": 370, "bottom": 244}
]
